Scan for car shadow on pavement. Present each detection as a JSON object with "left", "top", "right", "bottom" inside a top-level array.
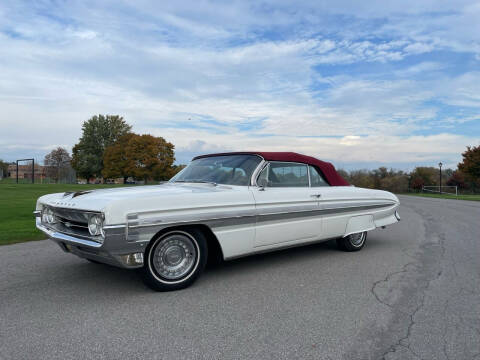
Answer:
[
  {"left": 201, "top": 233, "right": 391, "bottom": 282},
  {"left": 55, "top": 259, "right": 147, "bottom": 293},
  {"left": 51, "top": 235, "right": 389, "bottom": 293},
  {"left": 204, "top": 239, "right": 338, "bottom": 275}
]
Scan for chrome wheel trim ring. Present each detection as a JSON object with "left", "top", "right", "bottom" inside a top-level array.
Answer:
[
  {"left": 349, "top": 232, "right": 366, "bottom": 247},
  {"left": 148, "top": 231, "right": 200, "bottom": 284}
]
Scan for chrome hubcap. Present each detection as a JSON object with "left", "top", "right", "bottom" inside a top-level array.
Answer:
[
  {"left": 350, "top": 232, "right": 365, "bottom": 247},
  {"left": 153, "top": 234, "right": 197, "bottom": 280}
]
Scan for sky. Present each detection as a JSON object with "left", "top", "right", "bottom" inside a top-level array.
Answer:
[{"left": 0, "top": 1, "right": 479, "bottom": 170}]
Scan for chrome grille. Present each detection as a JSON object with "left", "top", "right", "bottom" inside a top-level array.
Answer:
[
  {"left": 52, "top": 208, "right": 90, "bottom": 224},
  {"left": 44, "top": 207, "right": 96, "bottom": 240},
  {"left": 56, "top": 216, "right": 88, "bottom": 230}
]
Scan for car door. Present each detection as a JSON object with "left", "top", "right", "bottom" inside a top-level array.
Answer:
[
  {"left": 308, "top": 164, "right": 349, "bottom": 238},
  {"left": 252, "top": 162, "right": 323, "bottom": 247}
]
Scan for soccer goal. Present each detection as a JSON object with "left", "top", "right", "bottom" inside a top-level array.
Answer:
[
  {"left": 422, "top": 185, "right": 458, "bottom": 196},
  {"left": 15, "top": 158, "right": 35, "bottom": 184}
]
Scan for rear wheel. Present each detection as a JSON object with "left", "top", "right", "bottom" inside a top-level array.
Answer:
[
  {"left": 336, "top": 231, "right": 367, "bottom": 252},
  {"left": 141, "top": 228, "right": 208, "bottom": 291}
]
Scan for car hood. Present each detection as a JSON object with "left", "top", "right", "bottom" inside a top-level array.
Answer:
[
  {"left": 71, "top": 183, "right": 223, "bottom": 201},
  {"left": 37, "top": 183, "right": 252, "bottom": 223}
]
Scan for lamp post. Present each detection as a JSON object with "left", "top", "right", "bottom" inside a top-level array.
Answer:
[{"left": 438, "top": 162, "right": 443, "bottom": 194}]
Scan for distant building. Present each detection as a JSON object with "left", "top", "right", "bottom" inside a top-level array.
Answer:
[{"left": 8, "top": 164, "right": 46, "bottom": 181}]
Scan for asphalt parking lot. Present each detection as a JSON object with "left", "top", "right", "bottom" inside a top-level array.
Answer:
[{"left": 1, "top": 195, "right": 479, "bottom": 360}]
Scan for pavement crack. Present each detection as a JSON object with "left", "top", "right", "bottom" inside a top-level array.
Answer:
[
  {"left": 372, "top": 204, "right": 448, "bottom": 360},
  {"left": 370, "top": 262, "right": 418, "bottom": 311},
  {"left": 380, "top": 288, "right": 427, "bottom": 360},
  {"left": 442, "top": 300, "right": 451, "bottom": 360}
]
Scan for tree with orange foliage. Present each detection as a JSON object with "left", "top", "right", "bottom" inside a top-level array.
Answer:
[{"left": 103, "top": 133, "right": 176, "bottom": 183}]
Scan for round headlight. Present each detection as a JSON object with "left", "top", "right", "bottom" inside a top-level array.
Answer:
[
  {"left": 42, "top": 207, "right": 57, "bottom": 224},
  {"left": 41, "top": 207, "right": 49, "bottom": 224},
  {"left": 88, "top": 214, "right": 104, "bottom": 237},
  {"left": 46, "top": 207, "right": 56, "bottom": 224}
]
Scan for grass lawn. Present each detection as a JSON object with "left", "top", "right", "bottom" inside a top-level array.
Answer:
[
  {"left": 0, "top": 183, "right": 129, "bottom": 245},
  {"left": 402, "top": 192, "right": 480, "bottom": 201}
]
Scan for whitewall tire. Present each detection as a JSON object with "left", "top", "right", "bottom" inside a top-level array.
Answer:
[
  {"left": 336, "top": 231, "right": 367, "bottom": 252},
  {"left": 142, "top": 228, "right": 208, "bottom": 291}
]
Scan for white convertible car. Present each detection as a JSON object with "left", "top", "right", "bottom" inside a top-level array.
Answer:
[{"left": 35, "top": 152, "right": 400, "bottom": 291}]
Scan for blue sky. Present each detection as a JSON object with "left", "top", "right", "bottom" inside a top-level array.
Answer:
[{"left": 0, "top": 1, "right": 479, "bottom": 170}]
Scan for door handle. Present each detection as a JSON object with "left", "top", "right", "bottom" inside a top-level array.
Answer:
[{"left": 310, "top": 194, "right": 322, "bottom": 198}]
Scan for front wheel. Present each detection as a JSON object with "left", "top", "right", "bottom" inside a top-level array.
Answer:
[
  {"left": 336, "top": 231, "right": 367, "bottom": 252},
  {"left": 141, "top": 228, "right": 208, "bottom": 291}
]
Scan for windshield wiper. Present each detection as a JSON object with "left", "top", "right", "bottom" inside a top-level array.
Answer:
[{"left": 174, "top": 180, "right": 217, "bottom": 186}]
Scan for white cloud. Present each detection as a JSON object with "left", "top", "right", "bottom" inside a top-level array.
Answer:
[
  {"left": 160, "top": 129, "right": 478, "bottom": 169},
  {"left": 440, "top": 72, "right": 480, "bottom": 108},
  {"left": 0, "top": 0, "right": 479, "bottom": 169},
  {"left": 72, "top": 30, "right": 97, "bottom": 40},
  {"left": 403, "top": 42, "right": 435, "bottom": 55},
  {"left": 398, "top": 62, "right": 446, "bottom": 76}
]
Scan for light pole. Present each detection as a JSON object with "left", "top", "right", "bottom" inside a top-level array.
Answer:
[{"left": 438, "top": 162, "right": 443, "bottom": 194}]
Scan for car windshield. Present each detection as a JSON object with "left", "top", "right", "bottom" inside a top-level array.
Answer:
[{"left": 170, "top": 154, "right": 262, "bottom": 186}]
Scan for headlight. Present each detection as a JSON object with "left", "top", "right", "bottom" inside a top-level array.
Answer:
[
  {"left": 41, "top": 207, "right": 48, "bottom": 223},
  {"left": 42, "top": 207, "right": 57, "bottom": 224},
  {"left": 88, "top": 214, "right": 104, "bottom": 237}
]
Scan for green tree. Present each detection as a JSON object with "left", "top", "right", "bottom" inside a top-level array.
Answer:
[
  {"left": 379, "top": 174, "right": 409, "bottom": 193},
  {"left": 348, "top": 170, "right": 375, "bottom": 188},
  {"left": 71, "top": 115, "right": 131, "bottom": 180},
  {"left": 458, "top": 145, "right": 480, "bottom": 188},
  {"left": 409, "top": 167, "right": 438, "bottom": 190},
  {"left": 103, "top": 133, "right": 175, "bottom": 182},
  {"left": 372, "top": 167, "right": 389, "bottom": 188}
]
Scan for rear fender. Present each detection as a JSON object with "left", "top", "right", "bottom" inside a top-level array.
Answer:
[{"left": 344, "top": 215, "right": 375, "bottom": 237}]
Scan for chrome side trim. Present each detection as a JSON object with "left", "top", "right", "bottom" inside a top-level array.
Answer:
[
  {"left": 126, "top": 202, "right": 396, "bottom": 232},
  {"left": 319, "top": 200, "right": 396, "bottom": 210},
  {"left": 127, "top": 210, "right": 255, "bottom": 229}
]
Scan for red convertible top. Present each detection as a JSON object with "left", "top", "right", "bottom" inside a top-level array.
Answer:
[{"left": 193, "top": 152, "right": 350, "bottom": 186}]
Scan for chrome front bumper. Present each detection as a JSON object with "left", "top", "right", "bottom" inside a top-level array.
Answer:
[{"left": 35, "top": 212, "right": 145, "bottom": 269}]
